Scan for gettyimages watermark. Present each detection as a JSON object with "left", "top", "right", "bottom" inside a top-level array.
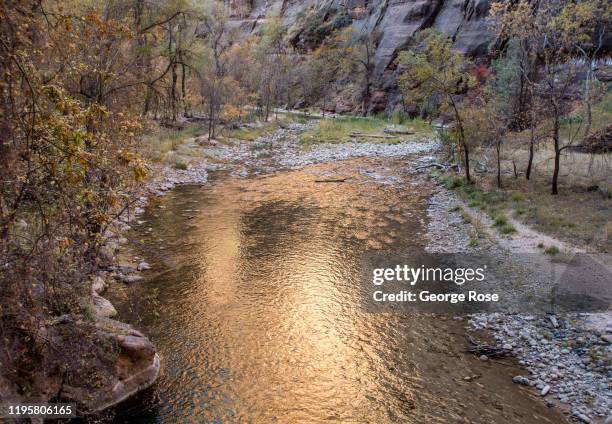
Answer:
[{"left": 361, "top": 252, "right": 612, "bottom": 314}]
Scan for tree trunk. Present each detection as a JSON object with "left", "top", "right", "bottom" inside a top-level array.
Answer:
[
  {"left": 464, "top": 143, "right": 471, "bottom": 183},
  {"left": 551, "top": 113, "right": 560, "bottom": 195},
  {"left": 181, "top": 63, "right": 187, "bottom": 116},
  {"left": 496, "top": 140, "right": 502, "bottom": 189},
  {"left": 171, "top": 63, "right": 177, "bottom": 121},
  {"left": 208, "top": 97, "right": 214, "bottom": 140},
  {"left": 526, "top": 121, "right": 534, "bottom": 180},
  {"left": 449, "top": 96, "right": 470, "bottom": 183}
]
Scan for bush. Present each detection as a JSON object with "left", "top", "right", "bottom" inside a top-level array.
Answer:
[
  {"left": 544, "top": 245, "right": 560, "bottom": 255},
  {"left": 499, "top": 223, "right": 517, "bottom": 234},
  {"left": 174, "top": 160, "right": 188, "bottom": 170},
  {"left": 441, "top": 174, "right": 464, "bottom": 189}
]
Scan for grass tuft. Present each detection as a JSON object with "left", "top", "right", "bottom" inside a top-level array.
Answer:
[
  {"left": 544, "top": 245, "right": 560, "bottom": 255},
  {"left": 174, "top": 160, "right": 188, "bottom": 170}
]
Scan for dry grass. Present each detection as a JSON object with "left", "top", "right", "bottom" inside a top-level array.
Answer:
[
  {"left": 223, "top": 121, "right": 281, "bottom": 141},
  {"left": 141, "top": 122, "right": 205, "bottom": 164},
  {"left": 438, "top": 170, "right": 611, "bottom": 252},
  {"left": 299, "top": 116, "right": 433, "bottom": 147}
]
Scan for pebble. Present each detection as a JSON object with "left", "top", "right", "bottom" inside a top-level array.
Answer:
[
  {"left": 513, "top": 376, "right": 530, "bottom": 385},
  {"left": 574, "top": 413, "right": 592, "bottom": 423},
  {"left": 137, "top": 261, "right": 151, "bottom": 271},
  {"left": 471, "top": 313, "right": 611, "bottom": 420}
]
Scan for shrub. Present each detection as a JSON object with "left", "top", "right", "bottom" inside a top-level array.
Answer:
[
  {"left": 499, "top": 223, "right": 517, "bottom": 234},
  {"left": 544, "top": 245, "right": 560, "bottom": 255},
  {"left": 174, "top": 160, "right": 188, "bottom": 170},
  {"left": 441, "top": 175, "right": 464, "bottom": 189},
  {"left": 492, "top": 214, "right": 508, "bottom": 227}
]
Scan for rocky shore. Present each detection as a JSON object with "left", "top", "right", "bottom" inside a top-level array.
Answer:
[{"left": 424, "top": 182, "right": 611, "bottom": 424}]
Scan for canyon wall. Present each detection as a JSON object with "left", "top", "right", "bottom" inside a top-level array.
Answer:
[{"left": 227, "top": 0, "right": 496, "bottom": 112}]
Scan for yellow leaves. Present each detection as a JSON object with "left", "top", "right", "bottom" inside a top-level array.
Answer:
[
  {"left": 58, "top": 237, "right": 73, "bottom": 250},
  {"left": 106, "top": 192, "right": 120, "bottom": 209},
  {"left": 133, "top": 164, "right": 147, "bottom": 182},
  {"left": 86, "top": 103, "right": 108, "bottom": 119},
  {"left": 117, "top": 149, "right": 135, "bottom": 166},
  {"left": 397, "top": 30, "right": 474, "bottom": 113},
  {"left": 220, "top": 104, "right": 241, "bottom": 123}
]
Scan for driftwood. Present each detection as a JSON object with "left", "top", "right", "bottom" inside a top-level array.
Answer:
[
  {"left": 415, "top": 162, "right": 458, "bottom": 171},
  {"left": 383, "top": 128, "right": 414, "bottom": 135},
  {"left": 349, "top": 132, "right": 396, "bottom": 139},
  {"left": 314, "top": 179, "right": 346, "bottom": 183},
  {"left": 466, "top": 334, "right": 512, "bottom": 358}
]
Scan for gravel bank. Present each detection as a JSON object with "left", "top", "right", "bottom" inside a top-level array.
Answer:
[{"left": 424, "top": 174, "right": 611, "bottom": 424}]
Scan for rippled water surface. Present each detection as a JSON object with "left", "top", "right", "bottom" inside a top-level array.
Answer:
[{"left": 113, "top": 158, "right": 565, "bottom": 423}]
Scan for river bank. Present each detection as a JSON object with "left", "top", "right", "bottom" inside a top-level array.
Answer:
[
  {"left": 424, "top": 183, "right": 611, "bottom": 423},
  {"left": 101, "top": 119, "right": 609, "bottom": 422}
]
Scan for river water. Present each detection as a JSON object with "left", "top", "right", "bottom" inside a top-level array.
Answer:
[{"left": 112, "top": 158, "right": 566, "bottom": 423}]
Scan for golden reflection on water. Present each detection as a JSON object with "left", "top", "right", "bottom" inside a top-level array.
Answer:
[{"left": 118, "top": 158, "right": 566, "bottom": 424}]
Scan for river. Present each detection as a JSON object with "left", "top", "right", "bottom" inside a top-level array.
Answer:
[{"left": 110, "top": 158, "right": 566, "bottom": 423}]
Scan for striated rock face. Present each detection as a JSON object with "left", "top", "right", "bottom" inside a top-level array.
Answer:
[{"left": 228, "top": 0, "right": 496, "bottom": 110}]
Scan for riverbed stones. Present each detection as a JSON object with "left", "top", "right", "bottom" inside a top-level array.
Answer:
[
  {"left": 137, "top": 261, "right": 151, "bottom": 271},
  {"left": 117, "top": 274, "right": 144, "bottom": 284},
  {"left": 472, "top": 313, "right": 612, "bottom": 420},
  {"left": 513, "top": 375, "right": 530, "bottom": 385},
  {"left": 91, "top": 276, "right": 106, "bottom": 294},
  {"left": 93, "top": 294, "right": 117, "bottom": 318}
]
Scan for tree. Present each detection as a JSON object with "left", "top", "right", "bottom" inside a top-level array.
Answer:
[
  {"left": 492, "top": 0, "right": 606, "bottom": 194},
  {"left": 0, "top": 0, "right": 150, "bottom": 399},
  {"left": 253, "top": 14, "right": 294, "bottom": 121},
  {"left": 397, "top": 31, "right": 476, "bottom": 182},
  {"left": 198, "top": 2, "right": 234, "bottom": 139},
  {"left": 490, "top": 40, "right": 540, "bottom": 180},
  {"left": 334, "top": 27, "right": 380, "bottom": 115}
]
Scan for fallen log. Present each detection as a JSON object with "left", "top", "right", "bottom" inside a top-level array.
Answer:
[
  {"left": 466, "top": 334, "right": 512, "bottom": 358},
  {"left": 349, "top": 132, "right": 396, "bottom": 139},
  {"left": 383, "top": 128, "right": 414, "bottom": 135},
  {"left": 415, "top": 162, "right": 457, "bottom": 171}
]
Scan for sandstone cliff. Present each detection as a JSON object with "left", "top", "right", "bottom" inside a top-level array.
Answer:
[{"left": 227, "top": 0, "right": 496, "bottom": 111}]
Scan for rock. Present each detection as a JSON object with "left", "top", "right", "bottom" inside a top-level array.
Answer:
[
  {"left": 137, "top": 261, "right": 151, "bottom": 271},
  {"left": 479, "top": 355, "right": 489, "bottom": 361},
  {"left": 512, "top": 376, "right": 530, "bottom": 385},
  {"left": 91, "top": 276, "right": 106, "bottom": 294},
  {"left": 600, "top": 334, "right": 612, "bottom": 344},
  {"left": 197, "top": 136, "right": 218, "bottom": 146},
  {"left": 540, "top": 385, "right": 551, "bottom": 396},
  {"left": 116, "top": 274, "right": 144, "bottom": 284},
  {"left": 573, "top": 413, "right": 592, "bottom": 423},
  {"left": 604, "top": 415, "right": 612, "bottom": 424},
  {"left": 549, "top": 315, "right": 559, "bottom": 328},
  {"left": 99, "top": 245, "right": 115, "bottom": 262},
  {"left": 93, "top": 294, "right": 117, "bottom": 318},
  {"left": 116, "top": 334, "right": 156, "bottom": 360},
  {"left": 334, "top": 98, "right": 354, "bottom": 114}
]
